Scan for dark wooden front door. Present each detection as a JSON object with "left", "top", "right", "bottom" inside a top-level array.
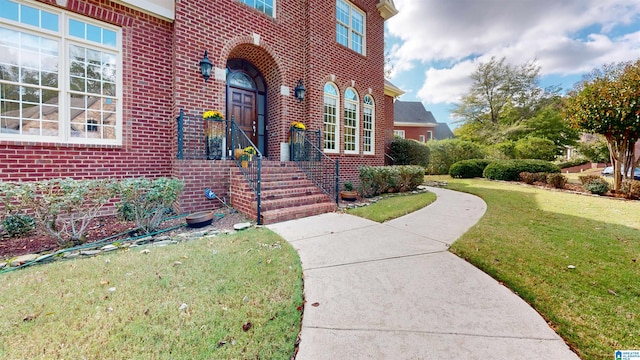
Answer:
[{"left": 228, "top": 87, "right": 257, "bottom": 145}]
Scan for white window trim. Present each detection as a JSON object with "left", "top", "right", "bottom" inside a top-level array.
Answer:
[
  {"left": 336, "top": 0, "right": 366, "bottom": 55},
  {"left": 363, "top": 94, "right": 374, "bottom": 155},
  {"left": 394, "top": 129, "right": 405, "bottom": 139},
  {"left": 419, "top": 134, "right": 425, "bottom": 142},
  {"left": 239, "top": 0, "right": 276, "bottom": 18},
  {"left": 323, "top": 82, "right": 340, "bottom": 154},
  {"left": 343, "top": 87, "right": 359, "bottom": 154},
  {"left": 427, "top": 130, "right": 433, "bottom": 140},
  {"left": 0, "top": 0, "right": 122, "bottom": 145}
]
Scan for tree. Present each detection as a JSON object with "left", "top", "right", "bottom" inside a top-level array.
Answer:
[
  {"left": 452, "top": 56, "right": 542, "bottom": 125},
  {"left": 564, "top": 60, "right": 640, "bottom": 191}
]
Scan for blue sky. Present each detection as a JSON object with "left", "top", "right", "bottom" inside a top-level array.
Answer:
[{"left": 385, "top": 0, "right": 640, "bottom": 130}]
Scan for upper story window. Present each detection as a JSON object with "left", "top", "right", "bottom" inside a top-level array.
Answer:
[
  {"left": 323, "top": 82, "right": 339, "bottom": 153},
  {"left": 363, "top": 94, "right": 374, "bottom": 154},
  {"left": 239, "top": 0, "right": 275, "bottom": 17},
  {"left": 343, "top": 87, "right": 358, "bottom": 154},
  {"left": 336, "top": 0, "right": 365, "bottom": 55},
  {"left": 0, "top": 0, "right": 121, "bottom": 145}
]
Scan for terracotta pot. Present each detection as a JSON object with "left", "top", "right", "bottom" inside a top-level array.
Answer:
[
  {"left": 185, "top": 211, "right": 214, "bottom": 228},
  {"left": 340, "top": 190, "right": 358, "bottom": 202},
  {"left": 241, "top": 160, "right": 248, "bottom": 168}
]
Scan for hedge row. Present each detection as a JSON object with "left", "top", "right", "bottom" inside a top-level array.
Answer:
[{"left": 358, "top": 165, "right": 424, "bottom": 197}]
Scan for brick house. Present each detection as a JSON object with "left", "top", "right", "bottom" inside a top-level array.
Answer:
[
  {"left": 393, "top": 100, "right": 437, "bottom": 142},
  {"left": 0, "top": 0, "right": 398, "bottom": 223}
]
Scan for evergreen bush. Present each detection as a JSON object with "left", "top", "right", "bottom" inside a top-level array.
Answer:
[
  {"left": 449, "top": 159, "right": 492, "bottom": 178},
  {"left": 483, "top": 160, "right": 560, "bottom": 181},
  {"left": 426, "top": 139, "right": 485, "bottom": 175},
  {"left": 389, "top": 138, "right": 429, "bottom": 167}
]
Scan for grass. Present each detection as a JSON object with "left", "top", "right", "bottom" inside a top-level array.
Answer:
[
  {"left": 345, "top": 191, "right": 437, "bottom": 222},
  {"left": 436, "top": 177, "right": 640, "bottom": 360},
  {"left": 0, "top": 227, "right": 302, "bottom": 359}
]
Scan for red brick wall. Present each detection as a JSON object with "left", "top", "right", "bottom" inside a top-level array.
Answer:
[
  {"left": 1, "top": 0, "right": 174, "bottom": 182},
  {"left": 172, "top": 160, "right": 235, "bottom": 214},
  {"left": 394, "top": 126, "right": 430, "bottom": 143}
]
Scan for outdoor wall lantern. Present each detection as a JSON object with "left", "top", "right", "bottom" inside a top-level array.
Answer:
[
  {"left": 294, "top": 79, "right": 306, "bottom": 102},
  {"left": 199, "top": 51, "right": 213, "bottom": 82}
]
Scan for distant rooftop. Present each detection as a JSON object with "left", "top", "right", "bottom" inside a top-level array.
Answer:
[{"left": 394, "top": 100, "right": 437, "bottom": 125}]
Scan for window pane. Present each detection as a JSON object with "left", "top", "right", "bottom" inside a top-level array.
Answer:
[
  {"left": 87, "top": 23, "right": 101, "bottom": 43},
  {"left": 352, "top": 11, "right": 363, "bottom": 33},
  {"left": 0, "top": 0, "right": 19, "bottom": 21},
  {"left": 103, "top": 29, "right": 116, "bottom": 47},
  {"left": 20, "top": 5, "right": 39, "bottom": 27},
  {"left": 41, "top": 11, "right": 58, "bottom": 31}
]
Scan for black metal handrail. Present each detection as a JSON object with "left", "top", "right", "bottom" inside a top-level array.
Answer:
[
  {"left": 175, "top": 109, "right": 263, "bottom": 224},
  {"left": 289, "top": 127, "right": 339, "bottom": 203}
]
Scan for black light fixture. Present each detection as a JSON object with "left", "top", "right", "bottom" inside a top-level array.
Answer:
[
  {"left": 294, "top": 79, "right": 306, "bottom": 102},
  {"left": 199, "top": 50, "right": 213, "bottom": 82}
]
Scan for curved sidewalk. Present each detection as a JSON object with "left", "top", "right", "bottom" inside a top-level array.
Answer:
[{"left": 267, "top": 187, "right": 580, "bottom": 360}]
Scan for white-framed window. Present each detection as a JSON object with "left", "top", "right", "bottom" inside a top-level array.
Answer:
[
  {"left": 419, "top": 134, "right": 425, "bottom": 142},
  {"left": 239, "top": 0, "right": 275, "bottom": 17},
  {"left": 363, "top": 94, "right": 374, "bottom": 154},
  {"left": 336, "top": 0, "right": 365, "bottom": 55},
  {"left": 394, "top": 129, "right": 405, "bottom": 138},
  {"left": 0, "top": 0, "right": 121, "bottom": 145},
  {"left": 427, "top": 130, "right": 433, "bottom": 140},
  {"left": 323, "top": 82, "right": 339, "bottom": 153},
  {"left": 343, "top": 87, "right": 358, "bottom": 154}
]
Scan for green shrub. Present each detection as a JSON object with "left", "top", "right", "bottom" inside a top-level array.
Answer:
[
  {"left": 519, "top": 172, "right": 536, "bottom": 184},
  {"left": 514, "top": 137, "right": 557, "bottom": 161},
  {"left": 1, "top": 214, "right": 35, "bottom": 237},
  {"left": 546, "top": 173, "right": 567, "bottom": 189},
  {"left": 389, "top": 138, "right": 429, "bottom": 167},
  {"left": 491, "top": 141, "right": 516, "bottom": 159},
  {"left": 115, "top": 177, "right": 184, "bottom": 234},
  {"left": 535, "top": 172, "right": 548, "bottom": 183},
  {"left": 426, "top": 139, "right": 485, "bottom": 175},
  {"left": 483, "top": 160, "right": 561, "bottom": 181},
  {"left": 578, "top": 174, "right": 603, "bottom": 185},
  {"left": 583, "top": 178, "right": 610, "bottom": 195},
  {"left": 17, "top": 178, "right": 115, "bottom": 246},
  {"left": 557, "top": 157, "right": 589, "bottom": 169},
  {"left": 449, "top": 159, "right": 492, "bottom": 178},
  {"left": 359, "top": 165, "right": 423, "bottom": 197},
  {"left": 621, "top": 180, "right": 640, "bottom": 199},
  {"left": 576, "top": 136, "right": 610, "bottom": 163}
]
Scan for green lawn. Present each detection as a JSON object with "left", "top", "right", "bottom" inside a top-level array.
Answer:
[
  {"left": 0, "top": 228, "right": 302, "bottom": 359},
  {"left": 345, "top": 191, "right": 437, "bottom": 222},
  {"left": 440, "top": 177, "right": 640, "bottom": 360}
]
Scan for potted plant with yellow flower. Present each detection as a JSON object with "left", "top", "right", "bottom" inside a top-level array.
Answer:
[
  {"left": 203, "top": 110, "right": 224, "bottom": 160},
  {"left": 290, "top": 121, "right": 306, "bottom": 161},
  {"left": 240, "top": 146, "right": 255, "bottom": 168}
]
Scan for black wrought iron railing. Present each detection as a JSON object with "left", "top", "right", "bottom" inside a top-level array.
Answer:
[
  {"left": 289, "top": 127, "right": 339, "bottom": 203},
  {"left": 176, "top": 109, "right": 263, "bottom": 224}
]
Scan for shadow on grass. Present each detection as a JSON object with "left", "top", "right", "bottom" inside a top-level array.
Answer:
[{"left": 444, "top": 180, "right": 640, "bottom": 360}]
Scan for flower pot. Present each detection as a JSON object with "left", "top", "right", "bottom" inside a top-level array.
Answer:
[
  {"left": 185, "top": 211, "right": 214, "bottom": 228},
  {"left": 241, "top": 160, "right": 248, "bottom": 168},
  {"left": 234, "top": 148, "right": 244, "bottom": 160},
  {"left": 340, "top": 191, "right": 358, "bottom": 202}
]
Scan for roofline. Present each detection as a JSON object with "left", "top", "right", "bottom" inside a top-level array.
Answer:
[
  {"left": 394, "top": 122, "right": 437, "bottom": 128},
  {"left": 384, "top": 82, "right": 405, "bottom": 97}
]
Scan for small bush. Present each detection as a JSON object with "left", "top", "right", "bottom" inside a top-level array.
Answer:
[
  {"left": 621, "top": 180, "right": 640, "bottom": 199},
  {"left": 546, "top": 173, "right": 567, "bottom": 189},
  {"left": 359, "top": 165, "right": 423, "bottom": 197},
  {"left": 519, "top": 172, "right": 536, "bottom": 184},
  {"left": 389, "top": 138, "right": 429, "bottom": 167},
  {"left": 583, "top": 178, "right": 610, "bottom": 195},
  {"left": 449, "top": 159, "right": 492, "bottom": 178},
  {"left": 578, "top": 174, "right": 603, "bottom": 185},
  {"left": 426, "top": 139, "right": 485, "bottom": 175},
  {"left": 115, "top": 177, "right": 184, "bottom": 233},
  {"left": 1, "top": 214, "right": 35, "bottom": 237},
  {"left": 483, "top": 160, "right": 561, "bottom": 181},
  {"left": 535, "top": 172, "right": 548, "bottom": 183}
]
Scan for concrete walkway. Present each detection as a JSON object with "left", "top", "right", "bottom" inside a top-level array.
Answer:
[{"left": 267, "top": 186, "right": 580, "bottom": 360}]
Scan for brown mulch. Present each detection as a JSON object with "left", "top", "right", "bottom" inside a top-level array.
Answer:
[{"left": 0, "top": 208, "right": 248, "bottom": 260}]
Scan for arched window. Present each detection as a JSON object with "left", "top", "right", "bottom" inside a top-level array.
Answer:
[
  {"left": 363, "top": 94, "right": 374, "bottom": 154},
  {"left": 323, "top": 83, "right": 339, "bottom": 152},
  {"left": 343, "top": 88, "right": 359, "bottom": 153}
]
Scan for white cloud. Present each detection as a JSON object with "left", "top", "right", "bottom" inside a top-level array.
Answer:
[{"left": 387, "top": 0, "right": 640, "bottom": 105}]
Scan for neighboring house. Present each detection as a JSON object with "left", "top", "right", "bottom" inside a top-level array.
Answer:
[
  {"left": 393, "top": 100, "right": 437, "bottom": 142},
  {"left": 434, "top": 122, "right": 455, "bottom": 140},
  {"left": 0, "top": 0, "right": 399, "bottom": 223}
]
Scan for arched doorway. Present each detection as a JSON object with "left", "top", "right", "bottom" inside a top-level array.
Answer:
[{"left": 226, "top": 59, "right": 267, "bottom": 156}]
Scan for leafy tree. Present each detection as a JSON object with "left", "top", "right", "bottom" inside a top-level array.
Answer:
[
  {"left": 576, "top": 135, "right": 610, "bottom": 163},
  {"left": 513, "top": 137, "right": 557, "bottom": 161},
  {"left": 565, "top": 60, "right": 640, "bottom": 191},
  {"left": 564, "top": 60, "right": 640, "bottom": 191},
  {"left": 426, "top": 139, "right": 485, "bottom": 175},
  {"left": 452, "top": 56, "right": 542, "bottom": 125}
]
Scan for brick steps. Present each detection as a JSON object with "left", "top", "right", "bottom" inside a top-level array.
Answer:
[{"left": 230, "top": 161, "right": 336, "bottom": 224}]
